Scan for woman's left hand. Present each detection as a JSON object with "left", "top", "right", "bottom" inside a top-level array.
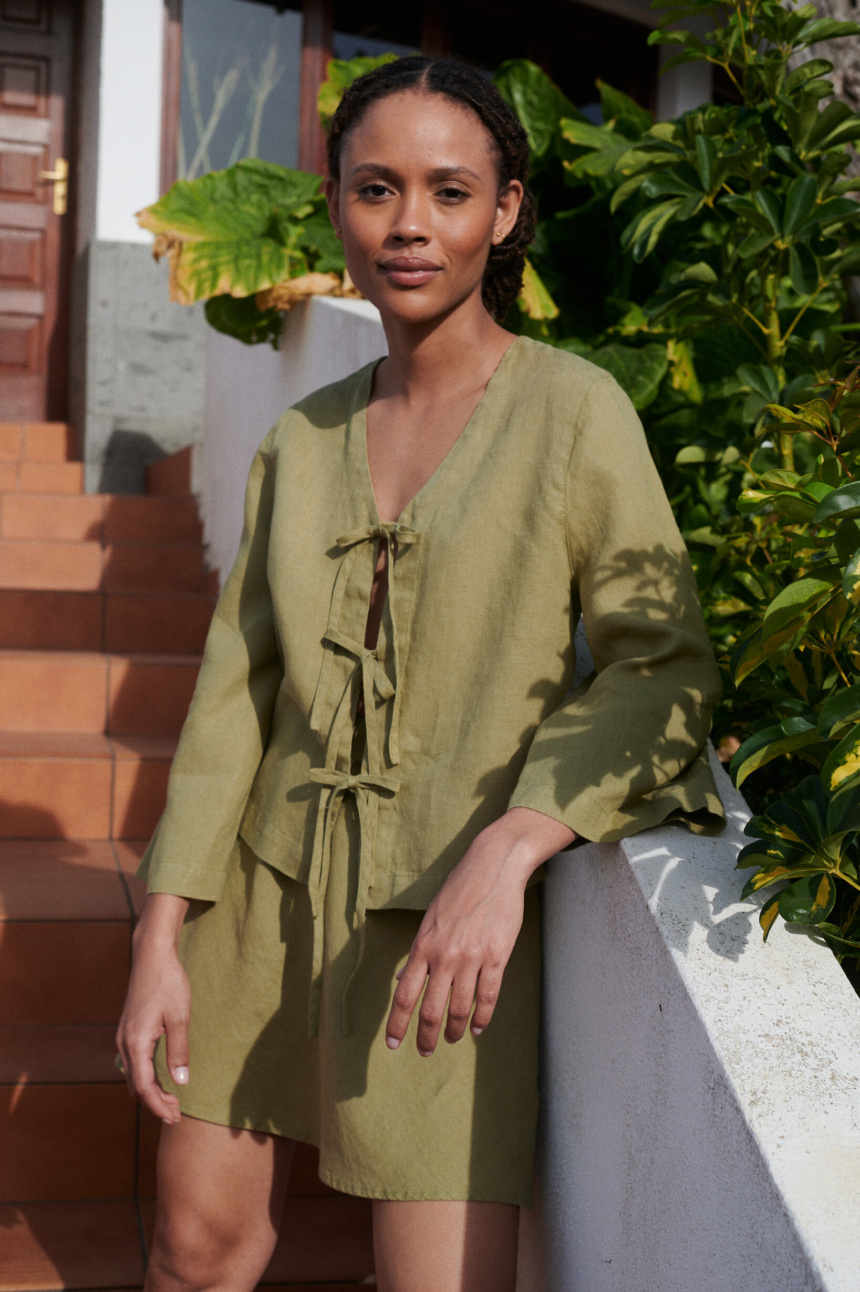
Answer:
[{"left": 385, "top": 807, "right": 576, "bottom": 1055}]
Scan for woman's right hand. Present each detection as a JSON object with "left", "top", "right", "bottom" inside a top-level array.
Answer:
[{"left": 116, "top": 893, "right": 191, "bottom": 1125}]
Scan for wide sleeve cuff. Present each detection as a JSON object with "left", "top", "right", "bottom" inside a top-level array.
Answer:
[{"left": 509, "top": 740, "right": 725, "bottom": 843}]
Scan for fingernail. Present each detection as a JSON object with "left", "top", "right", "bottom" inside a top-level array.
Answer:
[
  {"left": 173, "top": 1066, "right": 189, "bottom": 1085},
  {"left": 386, "top": 1036, "right": 400, "bottom": 1050},
  {"left": 395, "top": 968, "right": 404, "bottom": 979},
  {"left": 471, "top": 1026, "right": 483, "bottom": 1036},
  {"left": 419, "top": 1048, "right": 433, "bottom": 1058}
]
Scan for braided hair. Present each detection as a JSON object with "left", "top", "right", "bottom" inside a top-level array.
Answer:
[{"left": 326, "top": 56, "right": 536, "bottom": 321}]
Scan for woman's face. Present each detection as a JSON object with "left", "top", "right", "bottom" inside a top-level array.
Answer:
[{"left": 326, "top": 89, "right": 522, "bottom": 327}]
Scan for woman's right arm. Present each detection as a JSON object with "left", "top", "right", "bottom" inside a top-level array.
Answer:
[{"left": 116, "top": 893, "right": 191, "bottom": 1124}]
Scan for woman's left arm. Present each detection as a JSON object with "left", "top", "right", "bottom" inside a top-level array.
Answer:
[{"left": 385, "top": 807, "right": 574, "bottom": 1055}]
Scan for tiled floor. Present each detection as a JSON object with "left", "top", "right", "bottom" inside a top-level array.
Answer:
[{"left": 0, "top": 427, "right": 375, "bottom": 1288}]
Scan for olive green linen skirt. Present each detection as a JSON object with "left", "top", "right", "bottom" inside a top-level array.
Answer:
[{"left": 154, "top": 796, "right": 541, "bottom": 1206}]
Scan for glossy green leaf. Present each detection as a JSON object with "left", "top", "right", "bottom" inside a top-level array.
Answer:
[
  {"left": 695, "top": 133, "right": 716, "bottom": 190},
  {"left": 803, "top": 197, "right": 860, "bottom": 229},
  {"left": 822, "top": 726, "right": 860, "bottom": 796},
  {"left": 742, "top": 864, "right": 823, "bottom": 899},
  {"left": 203, "top": 294, "right": 282, "bottom": 348},
  {"left": 759, "top": 893, "right": 781, "bottom": 940},
  {"left": 731, "top": 571, "right": 841, "bottom": 683},
  {"left": 730, "top": 717, "right": 822, "bottom": 787},
  {"left": 818, "top": 685, "right": 860, "bottom": 738},
  {"left": 784, "top": 59, "right": 834, "bottom": 94},
  {"left": 813, "top": 482, "right": 860, "bottom": 525},
  {"left": 597, "top": 79, "right": 652, "bottom": 137},
  {"left": 783, "top": 172, "right": 818, "bottom": 235},
  {"left": 779, "top": 873, "right": 837, "bottom": 924},
  {"left": 316, "top": 53, "right": 398, "bottom": 131},
  {"left": 738, "top": 228, "right": 775, "bottom": 259},
  {"left": 754, "top": 188, "right": 783, "bottom": 234},
  {"left": 843, "top": 548, "right": 860, "bottom": 606},
  {"left": 835, "top": 519, "right": 860, "bottom": 563},
  {"left": 494, "top": 60, "right": 579, "bottom": 159},
  {"left": 796, "top": 17, "right": 860, "bottom": 47},
  {"left": 789, "top": 243, "right": 819, "bottom": 295}
]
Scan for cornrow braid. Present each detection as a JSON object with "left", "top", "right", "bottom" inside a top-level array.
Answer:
[{"left": 326, "top": 56, "right": 536, "bottom": 321}]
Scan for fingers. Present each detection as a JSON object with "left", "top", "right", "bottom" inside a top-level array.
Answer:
[
  {"left": 470, "top": 965, "right": 502, "bottom": 1036},
  {"left": 443, "top": 970, "right": 479, "bottom": 1045},
  {"left": 117, "top": 1025, "right": 182, "bottom": 1125},
  {"left": 164, "top": 1009, "right": 191, "bottom": 1090},
  {"left": 415, "top": 971, "right": 455, "bottom": 1056},
  {"left": 385, "top": 952, "right": 428, "bottom": 1052},
  {"left": 385, "top": 948, "right": 500, "bottom": 1055}
]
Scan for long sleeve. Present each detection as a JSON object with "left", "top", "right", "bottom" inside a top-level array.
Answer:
[
  {"left": 508, "top": 375, "right": 724, "bottom": 842},
  {"left": 138, "top": 429, "right": 284, "bottom": 900}
]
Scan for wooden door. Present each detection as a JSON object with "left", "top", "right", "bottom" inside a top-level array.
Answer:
[{"left": 0, "top": 0, "right": 75, "bottom": 422}]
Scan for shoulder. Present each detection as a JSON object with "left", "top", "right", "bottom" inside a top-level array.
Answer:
[
  {"left": 264, "top": 357, "right": 382, "bottom": 454},
  {"left": 504, "top": 336, "right": 635, "bottom": 452},
  {"left": 507, "top": 336, "right": 622, "bottom": 412}
]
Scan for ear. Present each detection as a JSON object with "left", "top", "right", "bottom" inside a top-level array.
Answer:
[
  {"left": 493, "top": 179, "right": 523, "bottom": 244},
  {"left": 324, "top": 177, "right": 342, "bottom": 238}
]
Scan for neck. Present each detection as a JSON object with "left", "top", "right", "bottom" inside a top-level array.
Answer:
[{"left": 376, "top": 292, "right": 512, "bottom": 402}]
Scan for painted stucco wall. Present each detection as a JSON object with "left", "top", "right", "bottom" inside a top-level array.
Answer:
[{"left": 198, "top": 296, "right": 386, "bottom": 580}]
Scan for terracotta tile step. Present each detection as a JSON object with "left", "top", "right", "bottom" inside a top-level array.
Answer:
[
  {"left": 0, "top": 1083, "right": 138, "bottom": 1202},
  {"left": 0, "top": 650, "right": 200, "bottom": 735},
  {"left": 0, "top": 588, "right": 216, "bottom": 653},
  {"left": 0, "top": 1025, "right": 124, "bottom": 1084},
  {"left": 0, "top": 920, "right": 131, "bottom": 1024},
  {"left": 0, "top": 539, "right": 215, "bottom": 594},
  {"left": 0, "top": 493, "right": 203, "bottom": 544},
  {"left": 0, "top": 732, "right": 175, "bottom": 840},
  {"left": 0, "top": 1199, "right": 145, "bottom": 1289},
  {"left": 0, "top": 840, "right": 142, "bottom": 922},
  {"left": 0, "top": 423, "right": 76, "bottom": 465},
  {"left": 0, "top": 461, "right": 84, "bottom": 495}
]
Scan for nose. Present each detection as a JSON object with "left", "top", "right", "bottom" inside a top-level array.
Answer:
[{"left": 389, "top": 188, "right": 430, "bottom": 246}]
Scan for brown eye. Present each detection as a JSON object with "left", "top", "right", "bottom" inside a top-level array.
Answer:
[{"left": 359, "top": 182, "right": 391, "bottom": 199}]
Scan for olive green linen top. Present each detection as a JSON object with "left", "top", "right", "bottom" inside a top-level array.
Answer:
[{"left": 140, "top": 336, "right": 724, "bottom": 935}]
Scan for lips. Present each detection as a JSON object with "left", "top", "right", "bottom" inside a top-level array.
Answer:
[{"left": 378, "top": 256, "right": 442, "bottom": 287}]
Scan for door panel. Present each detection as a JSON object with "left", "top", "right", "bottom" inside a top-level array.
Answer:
[{"left": 0, "top": 0, "right": 74, "bottom": 421}]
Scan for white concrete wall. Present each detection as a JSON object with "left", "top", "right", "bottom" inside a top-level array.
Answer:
[
  {"left": 530, "top": 752, "right": 860, "bottom": 1291},
  {"left": 93, "top": 0, "right": 163, "bottom": 243},
  {"left": 199, "top": 296, "right": 386, "bottom": 580}
]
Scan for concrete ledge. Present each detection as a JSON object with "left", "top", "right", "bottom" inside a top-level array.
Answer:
[{"left": 532, "top": 749, "right": 860, "bottom": 1291}]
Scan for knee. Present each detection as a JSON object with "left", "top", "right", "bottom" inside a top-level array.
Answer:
[{"left": 147, "top": 1209, "right": 276, "bottom": 1292}]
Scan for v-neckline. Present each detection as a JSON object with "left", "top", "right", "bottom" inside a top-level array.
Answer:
[{"left": 357, "top": 335, "right": 522, "bottom": 527}]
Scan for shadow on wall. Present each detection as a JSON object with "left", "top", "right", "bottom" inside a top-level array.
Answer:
[{"left": 97, "top": 429, "right": 167, "bottom": 495}]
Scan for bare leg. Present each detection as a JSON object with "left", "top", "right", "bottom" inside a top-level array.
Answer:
[
  {"left": 373, "top": 1200, "right": 519, "bottom": 1292},
  {"left": 145, "top": 1115, "right": 295, "bottom": 1292}
]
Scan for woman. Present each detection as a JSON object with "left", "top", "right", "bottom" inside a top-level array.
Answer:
[{"left": 118, "top": 57, "right": 724, "bottom": 1292}]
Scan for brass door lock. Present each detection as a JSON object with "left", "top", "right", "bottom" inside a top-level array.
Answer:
[{"left": 39, "top": 157, "right": 68, "bottom": 215}]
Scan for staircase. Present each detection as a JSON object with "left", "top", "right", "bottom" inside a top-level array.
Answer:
[{"left": 0, "top": 424, "right": 375, "bottom": 1289}]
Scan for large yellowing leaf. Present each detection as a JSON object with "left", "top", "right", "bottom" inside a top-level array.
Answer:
[{"left": 136, "top": 158, "right": 341, "bottom": 306}]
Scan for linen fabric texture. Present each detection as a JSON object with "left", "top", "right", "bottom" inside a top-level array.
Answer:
[
  {"left": 139, "top": 334, "right": 724, "bottom": 1205},
  {"left": 140, "top": 335, "right": 724, "bottom": 916},
  {"left": 153, "top": 821, "right": 542, "bottom": 1205}
]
